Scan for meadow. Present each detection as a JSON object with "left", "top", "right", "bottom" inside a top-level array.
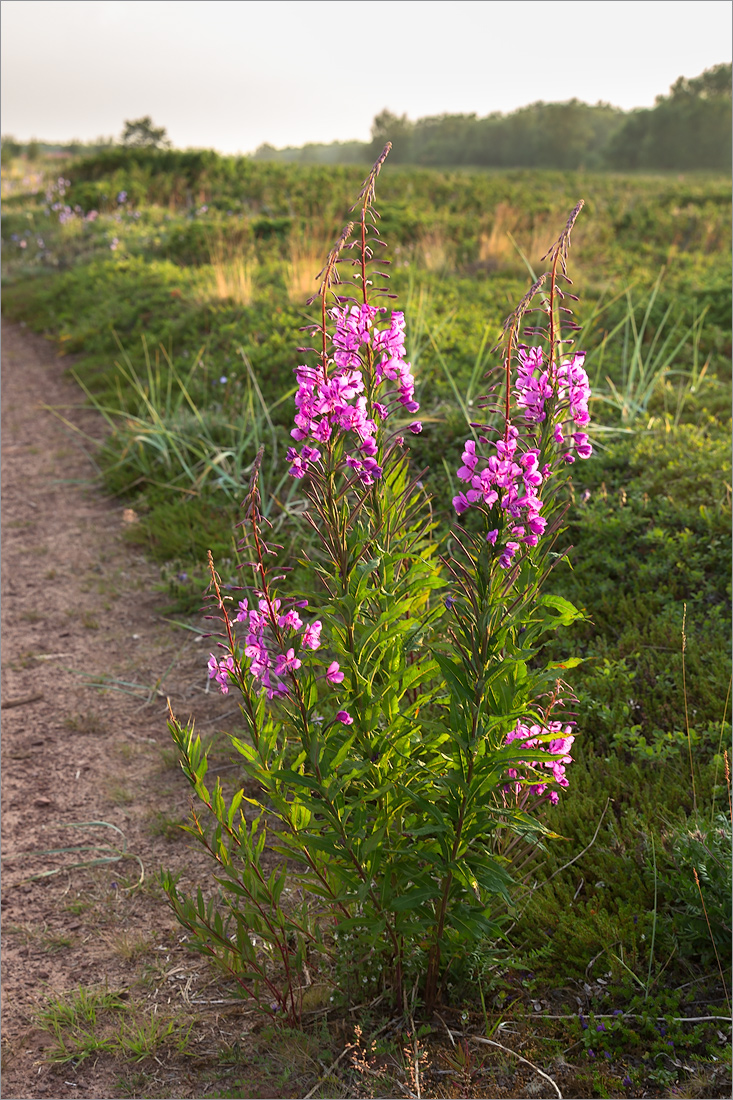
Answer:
[{"left": 1, "top": 147, "right": 731, "bottom": 1098}]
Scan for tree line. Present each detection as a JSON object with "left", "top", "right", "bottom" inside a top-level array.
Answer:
[{"left": 254, "top": 64, "right": 731, "bottom": 172}]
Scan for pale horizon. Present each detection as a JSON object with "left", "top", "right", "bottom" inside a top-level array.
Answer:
[{"left": 2, "top": 0, "right": 731, "bottom": 155}]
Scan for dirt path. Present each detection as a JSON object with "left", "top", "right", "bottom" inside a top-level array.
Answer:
[{"left": 0, "top": 322, "right": 260, "bottom": 1098}]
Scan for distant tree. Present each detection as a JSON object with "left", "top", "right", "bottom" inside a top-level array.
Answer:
[
  {"left": 370, "top": 110, "right": 412, "bottom": 162},
  {"left": 1, "top": 135, "right": 21, "bottom": 166},
  {"left": 667, "top": 62, "right": 732, "bottom": 102},
  {"left": 121, "top": 116, "right": 171, "bottom": 149},
  {"left": 605, "top": 63, "right": 731, "bottom": 170},
  {"left": 25, "top": 138, "right": 40, "bottom": 161},
  {"left": 252, "top": 143, "right": 279, "bottom": 160}
]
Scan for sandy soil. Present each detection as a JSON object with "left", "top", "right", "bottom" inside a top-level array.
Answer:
[{"left": 0, "top": 321, "right": 265, "bottom": 1099}]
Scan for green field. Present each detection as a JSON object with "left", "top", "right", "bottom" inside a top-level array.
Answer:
[{"left": 2, "top": 148, "right": 731, "bottom": 1096}]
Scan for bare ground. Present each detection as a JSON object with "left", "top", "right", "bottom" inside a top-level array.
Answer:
[{"left": 0, "top": 321, "right": 287, "bottom": 1099}]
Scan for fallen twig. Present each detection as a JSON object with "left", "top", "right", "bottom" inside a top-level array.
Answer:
[
  {"left": 1, "top": 692, "right": 44, "bottom": 709},
  {"left": 449, "top": 1027, "right": 562, "bottom": 1099}
]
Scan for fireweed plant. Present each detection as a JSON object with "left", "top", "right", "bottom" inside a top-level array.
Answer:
[{"left": 163, "top": 147, "right": 593, "bottom": 1024}]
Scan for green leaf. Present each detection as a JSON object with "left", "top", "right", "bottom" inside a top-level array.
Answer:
[{"left": 391, "top": 885, "right": 441, "bottom": 911}]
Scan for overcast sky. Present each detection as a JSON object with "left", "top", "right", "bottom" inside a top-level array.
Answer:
[{"left": 2, "top": 0, "right": 731, "bottom": 153}]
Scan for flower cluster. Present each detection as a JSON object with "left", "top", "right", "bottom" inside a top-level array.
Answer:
[
  {"left": 504, "top": 719, "right": 575, "bottom": 803},
  {"left": 287, "top": 303, "right": 420, "bottom": 484},
  {"left": 452, "top": 345, "right": 592, "bottom": 567},
  {"left": 515, "top": 345, "right": 592, "bottom": 459},
  {"left": 207, "top": 596, "right": 351, "bottom": 722},
  {"left": 236, "top": 596, "right": 322, "bottom": 700},
  {"left": 453, "top": 428, "right": 548, "bottom": 568}
]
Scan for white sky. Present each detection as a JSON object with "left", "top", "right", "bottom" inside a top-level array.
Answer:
[{"left": 2, "top": 0, "right": 731, "bottom": 154}]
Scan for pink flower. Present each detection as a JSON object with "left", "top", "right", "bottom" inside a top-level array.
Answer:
[
  {"left": 498, "top": 541, "right": 521, "bottom": 569},
  {"left": 275, "top": 648, "right": 302, "bottom": 675},
  {"left": 336, "top": 710, "right": 353, "bottom": 725},
  {"left": 278, "top": 609, "right": 303, "bottom": 632},
  {"left": 326, "top": 661, "right": 344, "bottom": 684},
  {"left": 208, "top": 653, "right": 236, "bottom": 695},
  {"left": 302, "top": 621, "right": 322, "bottom": 650},
  {"left": 572, "top": 432, "right": 593, "bottom": 460},
  {"left": 453, "top": 491, "right": 471, "bottom": 515}
]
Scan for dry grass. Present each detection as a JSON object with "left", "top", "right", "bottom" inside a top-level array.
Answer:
[
  {"left": 415, "top": 229, "right": 455, "bottom": 272},
  {"left": 287, "top": 232, "right": 332, "bottom": 301},
  {"left": 203, "top": 226, "right": 255, "bottom": 306},
  {"left": 478, "top": 202, "right": 557, "bottom": 268}
]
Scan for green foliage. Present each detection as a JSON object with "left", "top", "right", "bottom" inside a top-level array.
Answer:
[
  {"left": 657, "top": 813, "right": 732, "bottom": 965},
  {"left": 550, "top": 423, "right": 731, "bottom": 742},
  {"left": 1, "top": 134, "right": 21, "bottom": 166},
  {"left": 34, "top": 984, "right": 192, "bottom": 1065}
]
